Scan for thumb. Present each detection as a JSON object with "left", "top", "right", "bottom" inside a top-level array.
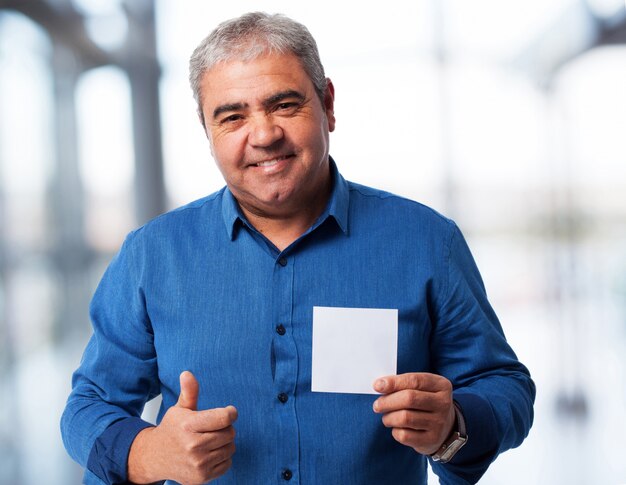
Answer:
[{"left": 176, "top": 371, "right": 199, "bottom": 410}]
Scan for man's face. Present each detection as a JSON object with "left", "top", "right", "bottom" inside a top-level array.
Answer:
[{"left": 199, "top": 52, "right": 335, "bottom": 219}]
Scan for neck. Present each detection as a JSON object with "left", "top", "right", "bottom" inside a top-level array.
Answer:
[{"left": 240, "top": 179, "right": 332, "bottom": 252}]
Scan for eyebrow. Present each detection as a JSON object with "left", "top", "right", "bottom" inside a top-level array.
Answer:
[
  {"left": 212, "top": 102, "right": 248, "bottom": 120},
  {"left": 262, "top": 90, "right": 306, "bottom": 109}
]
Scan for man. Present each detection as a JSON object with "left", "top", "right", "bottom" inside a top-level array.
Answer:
[{"left": 61, "top": 12, "right": 535, "bottom": 485}]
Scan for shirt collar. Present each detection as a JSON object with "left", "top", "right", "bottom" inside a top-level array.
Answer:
[
  {"left": 325, "top": 157, "right": 349, "bottom": 235},
  {"left": 222, "top": 156, "right": 349, "bottom": 240}
]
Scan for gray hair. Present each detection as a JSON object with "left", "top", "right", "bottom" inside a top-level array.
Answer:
[{"left": 189, "top": 12, "right": 327, "bottom": 124}]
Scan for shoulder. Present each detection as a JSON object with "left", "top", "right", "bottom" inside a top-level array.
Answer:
[
  {"left": 346, "top": 181, "right": 456, "bottom": 236},
  {"left": 125, "top": 188, "right": 226, "bottom": 246}
]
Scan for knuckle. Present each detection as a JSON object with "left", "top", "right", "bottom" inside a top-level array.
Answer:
[
  {"left": 183, "top": 437, "right": 202, "bottom": 454},
  {"left": 180, "top": 415, "right": 195, "bottom": 433},
  {"left": 399, "top": 410, "right": 412, "bottom": 426},
  {"left": 407, "top": 392, "right": 421, "bottom": 409},
  {"left": 409, "top": 374, "right": 421, "bottom": 390},
  {"left": 402, "top": 410, "right": 416, "bottom": 428},
  {"left": 190, "top": 455, "right": 206, "bottom": 471}
]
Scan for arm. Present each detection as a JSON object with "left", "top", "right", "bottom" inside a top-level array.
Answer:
[
  {"left": 61, "top": 235, "right": 160, "bottom": 478},
  {"left": 430, "top": 224, "right": 535, "bottom": 482},
  {"left": 60, "top": 236, "right": 237, "bottom": 484},
  {"left": 374, "top": 223, "right": 535, "bottom": 484}
]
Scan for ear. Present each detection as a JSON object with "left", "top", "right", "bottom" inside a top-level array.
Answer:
[{"left": 324, "top": 78, "right": 336, "bottom": 132}]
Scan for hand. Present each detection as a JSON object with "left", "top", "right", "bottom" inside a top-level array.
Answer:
[
  {"left": 372, "top": 373, "right": 455, "bottom": 456},
  {"left": 128, "top": 371, "right": 237, "bottom": 485}
]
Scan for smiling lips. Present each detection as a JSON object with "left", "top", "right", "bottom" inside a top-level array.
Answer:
[{"left": 250, "top": 154, "right": 295, "bottom": 168}]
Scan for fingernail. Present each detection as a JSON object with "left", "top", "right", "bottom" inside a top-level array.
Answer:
[
  {"left": 374, "top": 379, "right": 386, "bottom": 392},
  {"left": 372, "top": 400, "right": 379, "bottom": 412}
]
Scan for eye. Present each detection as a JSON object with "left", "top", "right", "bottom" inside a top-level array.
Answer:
[
  {"left": 220, "top": 114, "right": 243, "bottom": 124},
  {"left": 274, "top": 102, "right": 299, "bottom": 113}
]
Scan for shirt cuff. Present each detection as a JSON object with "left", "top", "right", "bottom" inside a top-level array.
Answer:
[
  {"left": 446, "top": 392, "right": 500, "bottom": 478},
  {"left": 86, "top": 417, "right": 155, "bottom": 485}
]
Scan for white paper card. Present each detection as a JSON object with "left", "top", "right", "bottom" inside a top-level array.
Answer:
[{"left": 311, "top": 306, "right": 398, "bottom": 395}]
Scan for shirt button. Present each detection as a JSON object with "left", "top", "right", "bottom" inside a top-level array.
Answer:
[
  {"left": 278, "top": 257, "right": 287, "bottom": 267},
  {"left": 277, "top": 392, "right": 289, "bottom": 403},
  {"left": 276, "top": 324, "right": 286, "bottom": 336},
  {"left": 281, "top": 469, "right": 293, "bottom": 481}
]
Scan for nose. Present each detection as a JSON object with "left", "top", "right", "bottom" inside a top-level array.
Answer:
[{"left": 248, "top": 114, "right": 284, "bottom": 147}]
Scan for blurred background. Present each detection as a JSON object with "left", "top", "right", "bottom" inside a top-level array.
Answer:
[{"left": 1, "top": 0, "right": 625, "bottom": 483}]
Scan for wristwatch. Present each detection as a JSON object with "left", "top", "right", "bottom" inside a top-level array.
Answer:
[{"left": 430, "top": 401, "right": 468, "bottom": 463}]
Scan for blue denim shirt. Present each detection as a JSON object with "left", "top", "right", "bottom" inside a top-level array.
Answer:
[{"left": 61, "top": 160, "right": 535, "bottom": 485}]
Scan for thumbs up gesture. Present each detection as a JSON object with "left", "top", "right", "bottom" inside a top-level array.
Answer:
[{"left": 128, "top": 371, "right": 237, "bottom": 485}]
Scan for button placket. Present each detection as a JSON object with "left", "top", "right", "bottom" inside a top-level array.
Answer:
[{"left": 272, "top": 252, "right": 299, "bottom": 483}]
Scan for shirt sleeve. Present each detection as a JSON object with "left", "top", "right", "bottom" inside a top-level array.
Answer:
[
  {"left": 60, "top": 233, "right": 161, "bottom": 484},
  {"left": 429, "top": 223, "right": 536, "bottom": 484},
  {"left": 87, "top": 417, "right": 156, "bottom": 484}
]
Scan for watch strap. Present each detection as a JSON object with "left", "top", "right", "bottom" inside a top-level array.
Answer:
[{"left": 430, "top": 401, "right": 468, "bottom": 463}]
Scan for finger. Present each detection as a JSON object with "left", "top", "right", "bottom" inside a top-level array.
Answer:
[
  {"left": 390, "top": 427, "right": 428, "bottom": 451},
  {"left": 209, "top": 456, "right": 233, "bottom": 480},
  {"left": 177, "top": 371, "right": 199, "bottom": 411},
  {"left": 373, "top": 372, "right": 451, "bottom": 394},
  {"left": 380, "top": 409, "right": 439, "bottom": 431},
  {"left": 193, "top": 425, "right": 236, "bottom": 452},
  {"left": 181, "top": 443, "right": 235, "bottom": 484},
  {"left": 208, "top": 440, "right": 236, "bottom": 465},
  {"left": 373, "top": 389, "right": 441, "bottom": 414},
  {"left": 189, "top": 406, "right": 238, "bottom": 432},
  {"left": 196, "top": 442, "right": 235, "bottom": 481}
]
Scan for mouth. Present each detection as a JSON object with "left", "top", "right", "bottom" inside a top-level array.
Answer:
[{"left": 249, "top": 154, "right": 295, "bottom": 168}]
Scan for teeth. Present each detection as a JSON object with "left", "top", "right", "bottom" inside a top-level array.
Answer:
[
  {"left": 257, "top": 159, "right": 279, "bottom": 167},
  {"left": 256, "top": 155, "right": 291, "bottom": 167}
]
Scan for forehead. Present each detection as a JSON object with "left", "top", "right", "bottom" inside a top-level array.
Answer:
[{"left": 199, "top": 53, "right": 313, "bottom": 106}]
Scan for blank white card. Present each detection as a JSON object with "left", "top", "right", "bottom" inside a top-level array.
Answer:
[{"left": 311, "top": 306, "right": 398, "bottom": 395}]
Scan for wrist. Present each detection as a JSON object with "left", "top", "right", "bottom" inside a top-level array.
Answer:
[
  {"left": 430, "top": 401, "right": 468, "bottom": 463},
  {"left": 127, "top": 426, "right": 162, "bottom": 484}
]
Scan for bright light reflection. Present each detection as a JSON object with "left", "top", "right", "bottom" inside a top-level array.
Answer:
[
  {"left": 84, "top": 11, "right": 128, "bottom": 51},
  {"left": 0, "top": 12, "right": 53, "bottom": 195},
  {"left": 72, "top": 0, "right": 128, "bottom": 50},
  {"left": 76, "top": 67, "right": 135, "bottom": 197}
]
